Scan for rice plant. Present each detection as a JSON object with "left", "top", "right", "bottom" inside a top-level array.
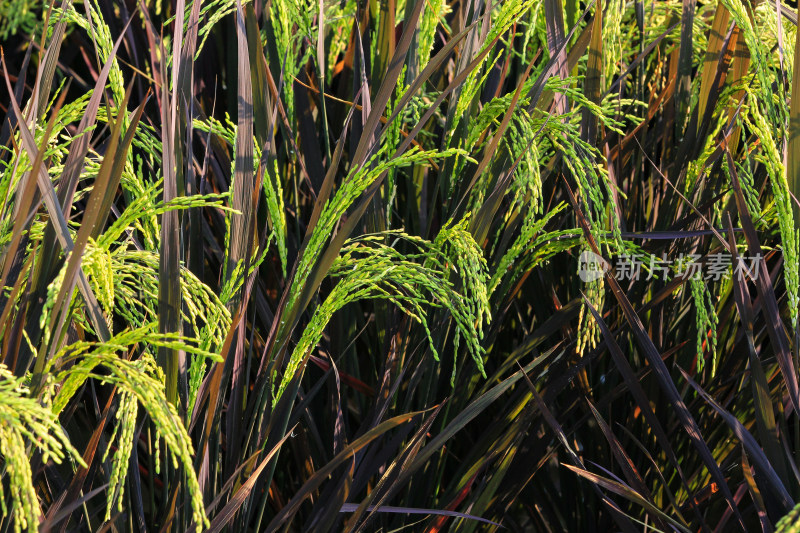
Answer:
[{"left": 3, "top": 0, "right": 800, "bottom": 531}]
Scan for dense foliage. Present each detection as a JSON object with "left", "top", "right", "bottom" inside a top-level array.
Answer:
[{"left": 3, "top": 0, "right": 800, "bottom": 530}]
